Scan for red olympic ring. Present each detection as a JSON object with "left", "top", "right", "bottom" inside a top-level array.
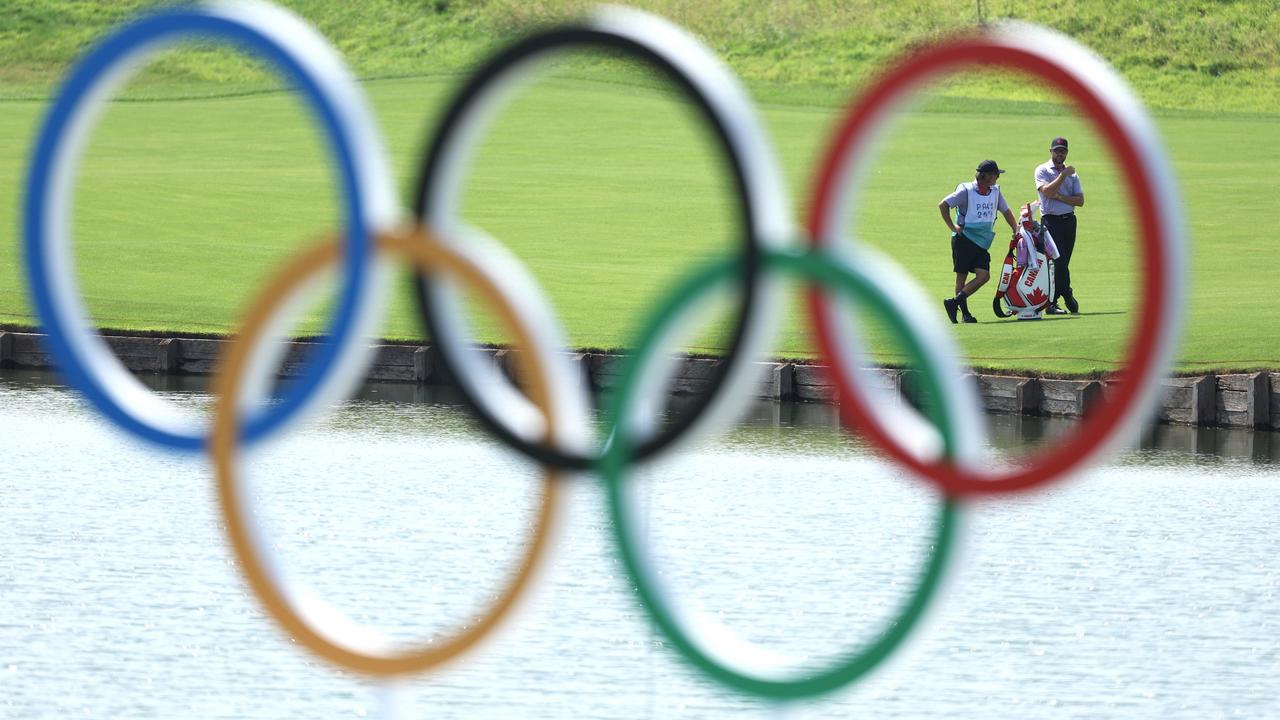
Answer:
[{"left": 807, "top": 31, "right": 1177, "bottom": 496}]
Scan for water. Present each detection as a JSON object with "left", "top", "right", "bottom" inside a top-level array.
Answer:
[{"left": 1, "top": 369, "right": 1277, "bottom": 718}]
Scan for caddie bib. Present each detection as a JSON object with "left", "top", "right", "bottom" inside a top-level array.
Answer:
[{"left": 959, "top": 183, "right": 1000, "bottom": 250}]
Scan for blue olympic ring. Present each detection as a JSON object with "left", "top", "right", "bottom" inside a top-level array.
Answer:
[{"left": 23, "top": 4, "right": 378, "bottom": 450}]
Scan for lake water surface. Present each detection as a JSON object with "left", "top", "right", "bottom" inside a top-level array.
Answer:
[{"left": 1, "top": 369, "right": 1277, "bottom": 719}]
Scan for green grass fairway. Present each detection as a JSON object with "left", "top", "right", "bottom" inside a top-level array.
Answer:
[{"left": 1, "top": 70, "right": 1277, "bottom": 376}]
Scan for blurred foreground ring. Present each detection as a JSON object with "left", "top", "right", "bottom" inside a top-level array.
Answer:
[
  {"left": 411, "top": 6, "right": 792, "bottom": 472},
  {"left": 210, "top": 229, "right": 563, "bottom": 677},
  {"left": 807, "top": 22, "right": 1186, "bottom": 496},
  {"left": 602, "top": 247, "right": 963, "bottom": 699},
  {"left": 22, "top": 0, "right": 395, "bottom": 451}
]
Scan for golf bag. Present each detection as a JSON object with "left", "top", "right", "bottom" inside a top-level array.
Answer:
[{"left": 993, "top": 203, "right": 1060, "bottom": 320}]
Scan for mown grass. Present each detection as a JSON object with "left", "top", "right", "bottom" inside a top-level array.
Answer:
[
  {"left": 1, "top": 1, "right": 1277, "bottom": 375},
  {"left": 1, "top": 62, "right": 1276, "bottom": 375}
]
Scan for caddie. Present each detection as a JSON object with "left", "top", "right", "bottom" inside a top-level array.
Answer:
[{"left": 937, "top": 159, "right": 1019, "bottom": 324}]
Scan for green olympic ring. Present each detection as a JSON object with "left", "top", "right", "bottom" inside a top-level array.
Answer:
[{"left": 601, "top": 246, "right": 960, "bottom": 700}]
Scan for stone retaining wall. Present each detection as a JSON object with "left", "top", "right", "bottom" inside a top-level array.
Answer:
[{"left": 1, "top": 330, "right": 1274, "bottom": 429}]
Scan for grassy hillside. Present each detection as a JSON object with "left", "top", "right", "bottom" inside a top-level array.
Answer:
[{"left": 1, "top": 0, "right": 1278, "bottom": 113}]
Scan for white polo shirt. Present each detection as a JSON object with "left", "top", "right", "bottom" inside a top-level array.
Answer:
[{"left": 1035, "top": 160, "right": 1083, "bottom": 216}]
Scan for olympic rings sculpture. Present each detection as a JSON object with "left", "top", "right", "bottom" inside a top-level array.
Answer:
[{"left": 22, "top": 0, "right": 1185, "bottom": 705}]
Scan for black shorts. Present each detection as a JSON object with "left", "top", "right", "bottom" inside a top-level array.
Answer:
[{"left": 951, "top": 234, "right": 991, "bottom": 274}]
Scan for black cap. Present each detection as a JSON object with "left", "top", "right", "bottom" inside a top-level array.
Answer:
[
  {"left": 1051, "top": 136, "right": 1069, "bottom": 150},
  {"left": 976, "top": 159, "right": 1005, "bottom": 174}
]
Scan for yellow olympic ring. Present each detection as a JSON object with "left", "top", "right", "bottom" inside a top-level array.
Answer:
[{"left": 209, "top": 229, "right": 561, "bottom": 677}]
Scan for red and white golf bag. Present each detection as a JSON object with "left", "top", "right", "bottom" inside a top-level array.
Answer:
[{"left": 993, "top": 203, "right": 1061, "bottom": 320}]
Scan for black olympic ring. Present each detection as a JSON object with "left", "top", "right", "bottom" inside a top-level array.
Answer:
[{"left": 412, "top": 21, "right": 790, "bottom": 471}]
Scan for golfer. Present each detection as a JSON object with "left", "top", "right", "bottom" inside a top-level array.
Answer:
[
  {"left": 1035, "top": 136, "right": 1085, "bottom": 313},
  {"left": 938, "top": 159, "right": 1018, "bottom": 324}
]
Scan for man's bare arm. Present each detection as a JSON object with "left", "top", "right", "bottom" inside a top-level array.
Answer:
[
  {"left": 1037, "top": 165, "right": 1075, "bottom": 197},
  {"left": 1057, "top": 192, "right": 1085, "bottom": 207},
  {"left": 939, "top": 201, "right": 960, "bottom": 233}
]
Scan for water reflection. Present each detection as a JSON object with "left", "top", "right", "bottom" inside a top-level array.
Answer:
[
  {"left": 3, "top": 367, "right": 1279, "bottom": 719},
  {"left": 4, "top": 368, "right": 1279, "bottom": 464}
]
